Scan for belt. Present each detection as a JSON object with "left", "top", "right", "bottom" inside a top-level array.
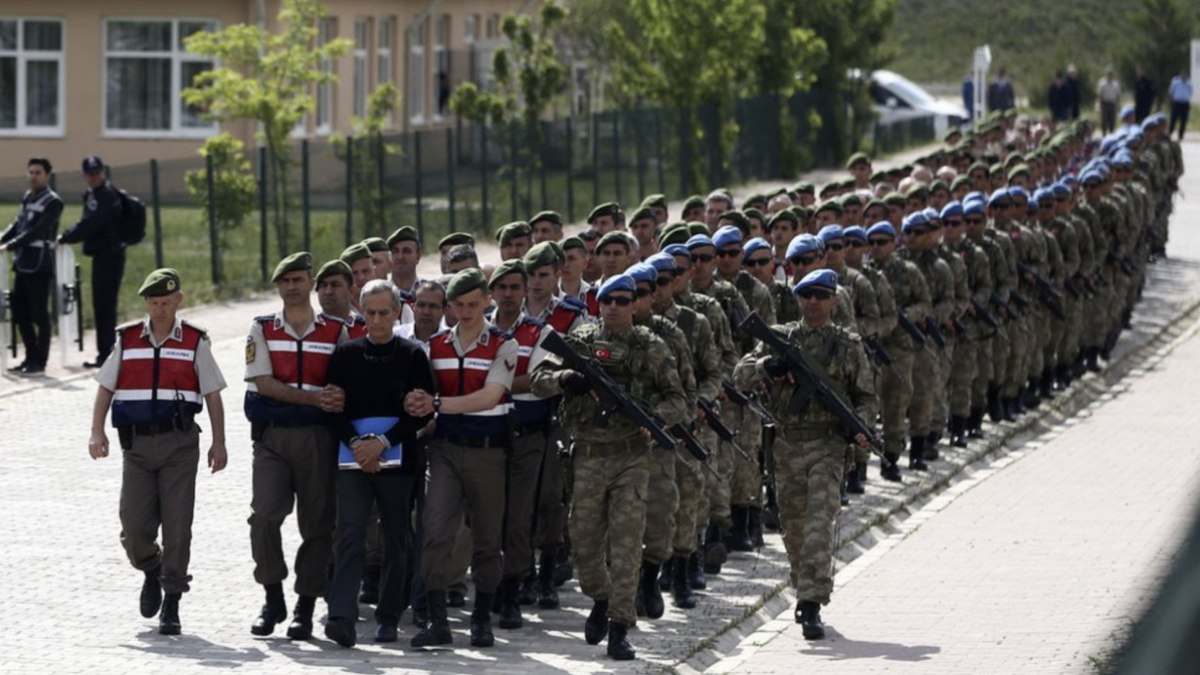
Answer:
[
  {"left": 129, "top": 418, "right": 193, "bottom": 436},
  {"left": 26, "top": 240, "right": 53, "bottom": 248},
  {"left": 440, "top": 434, "right": 509, "bottom": 449},
  {"left": 513, "top": 421, "right": 550, "bottom": 437},
  {"left": 576, "top": 437, "right": 647, "bottom": 455},
  {"left": 782, "top": 425, "right": 842, "bottom": 442},
  {"left": 266, "top": 419, "right": 317, "bottom": 429}
]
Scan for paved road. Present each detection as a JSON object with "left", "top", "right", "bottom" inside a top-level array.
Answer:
[{"left": 709, "top": 140, "right": 1200, "bottom": 674}]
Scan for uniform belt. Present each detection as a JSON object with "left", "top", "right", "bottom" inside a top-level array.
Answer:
[
  {"left": 440, "top": 434, "right": 509, "bottom": 449},
  {"left": 26, "top": 240, "right": 52, "bottom": 248},
  {"left": 266, "top": 419, "right": 316, "bottom": 429},
  {"left": 781, "top": 425, "right": 842, "bottom": 442},
  {"left": 576, "top": 437, "right": 647, "bottom": 455},
  {"left": 128, "top": 418, "right": 193, "bottom": 436}
]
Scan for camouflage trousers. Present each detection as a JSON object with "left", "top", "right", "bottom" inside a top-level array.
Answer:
[
  {"left": 949, "top": 337, "right": 978, "bottom": 418},
  {"left": 1045, "top": 299, "right": 1067, "bottom": 373},
  {"left": 673, "top": 448, "right": 707, "bottom": 556},
  {"left": 691, "top": 426, "right": 718, "bottom": 540},
  {"left": 705, "top": 405, "right": 738, "bottom": 530},
  {"left": 908, "top": 346, "right": 941, "bottom": 438},
  {"left": 971, "top": 335, "right": 995, "bottom": 411},
  {"left": 1057, "top": 294, "right": 1083, "bottom": 366},
  {"left": 774, "top": 429, "right": 845, "bottom": 604},
  {"left": 879, "top": 347, "right": 917, "bottom": 455},
  {"left": 570, "top": 439, "right": 651, "bottom": 627},
  {"left": 931, "top": 337, "right": 956, "bottom": 434},
  {"left": 991, "top": 319, "right": 1011, "bottom": 389},
  {"left": 1003, "top": 314, "right": 1029, "bottom": 398},
  {"left": 730, "top": 405, "right": 764, "bottom": 508},
  {"left": 1085, "top": 276, "right": 1116, "bottom": 348},
  {"left": 1027, "top": 308, "right": 1050, "bottom": 382},
  {"left": 853, "top": 371, "right": 881, "bottom": 469},
  {"left": 642, "top": 447, "right": 679, "bottom": 566}
]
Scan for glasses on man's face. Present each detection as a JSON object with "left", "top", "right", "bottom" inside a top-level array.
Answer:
[
  {"left": 743, "top": 257, "right": 774, "bottom": 268},
  {"left": 797, "top": 290, "right": 834, "bottom": 301},
  {"left": 965, "top": 217, "right": 985, "bottom": 225},
  {"left": 599, "top": 295, "right": 634, "bottom": 306},
  {"left": 788, "top": 254, "right": 821, "bottom": 267},
  {"left": 826, "top": 242, "right": 845, "bottom": 251},
  {"left": 847, "top": 240, "right": 868, "bottom": 249},
  {"left": 635, "top": 287, "right": 653, "bottom": 298},
  {"left": 655, "top": 276, "right": 674, "bottom": 287},
  {"left": 690, "top": 253, "right": 715, "bottom": 263},
  {"left": 868, "top": 238, "right": 893, "bottom": 247},
  {"left": 716, "top": 249, "right": 742, "bottom": 259},
  {"left": 1040, "top": 203, "right": 1055, "bottom": 211}
]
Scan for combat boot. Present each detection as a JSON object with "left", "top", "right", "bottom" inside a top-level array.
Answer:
[
  {"left": 762, "top": 487, "right": 781, "bottom": 531},
  {"left": 497, "top": 578, "right": 523, "bottom": 630},
  {"left": 1024, "top": 378, "right": 1042, "bottom": 409},
  {"left": 1085, "top": 347, "right": 1102, "bottom": 373},
  {"left": 839, "top": 480, "right": 850, "bottom": 506},
  {"left": 725, "top": 507, "right": 753, "bottom": 552},
  {"left": 410, "top": 591, "right": 452, "bottom": 648},
  {"left": 516, "top": 569, "right": 537, "bottom": 606},
  {"left": 881, "top": 453, "right": 903, "bottom": 482},
  {"left": 285, "top": 595, "right": 316, "bottom": 640},
  {"left": 470, "top": 593, "right": 495, "bottom": 647},
  {"left": 908, "top": 436, "right": 928, "bottom": 471},
  {"left": 924, "top": 432, "right": 940, "bottom": 461},
  {"left": 687, "top": 549, "right": 707, "bottom": 590},
  {"left": 250, "top": 583, "right": 288, "bottom": 636},
  {"left": 846, "top": 462, "right": 865, "bottom": 494},
  {"left": 584, "top": 599, "right": 609, "bottom": 645},
  {"left": 703, "top": 523, "right": 727, "bottom": 574},
  {"left": 657, "top": 558, "right": 672, "bottom": 591},
  {"left": 1056, "top": 363, "right": 1072, "bottom": 389},
  {"left": 670, "top": 556, "right": 697, "bottom": 609},
  {"left": 748, "top": 507, "right": 764, "bottom": 547},
  {"left": 159, "top": 593, "right": 181, "bottom": 636},
  {"left": 553, "top": 542, "right": 575, "bottom": 587},
  {"left": 967, "top": 408, "right": 985, "bottom": 438},
  {"left": 536, "top": 548, "right": 560, "bottom": 609},
  {"left": 799, "top": 601, "right": 826, "bottom": 640},
  {"left": 1002, "top": 397, "right": 1018, "bottom": 422},
  {"left": 607, "top": 621, "right": 636, "bottom": 660},
  {"left": 1040, "top": 368, "right": 1056, "bottom": 399},
  {"left": 986, "top": 385, "right": 1003, "bottom": 422},
  {"left": 638, "top": 561, "right": 664, "bottom": 619},
  {"left": 140, "top": 564, "right": 163, "bottom": 618}
]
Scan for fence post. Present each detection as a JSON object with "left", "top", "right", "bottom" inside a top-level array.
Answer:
[
  {"left": 205, "top": 153, "right": 220, "bottom": 286},
  {"left": 301, "top": 139, "right": 311, "bottom": 252},
  {"left": 612, "top": 111, "right": 621, "bottom": 205},
  {"left": 654, "top": 109, "right": 665, "bottom": 195},
  {"left": 539, "top": 121, "right": 548, "bottom": 209},
  {"left": 480, "top": 123, "right": 490, "bottom": 231},
  {"left": 634, "top": 110, "right": 645, "bottom": 200},
  {"left": 446, "top": 126, "right": 456, "bottom": 233},
  {"left": 345, "top": 138, "right": 354, "bottom": 246},
  {"left": 258, "top": 146, "right": 267, "bottom": 283},
  {"left": 566, "top": 117, "right": 575, "bottom": 222},
  {"left": 678, "top": 108, "right": 690, "bottom": 197},
  {"left": 510, "top": 121, "right": 519, "bottom": 222},
  {"left": 591, "top": 115, "right": 599, "bottom": 208},
  {"left": 415, "top": 130, "right": 425, "bottom": 237},
  {"left": 149, "top": 159, "right": 163, "bottom": 268},
  {"left": 376, "top": 132, "right": 386, "bottom": 237}
]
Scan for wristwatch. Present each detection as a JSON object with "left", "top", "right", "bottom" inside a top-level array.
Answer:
[{"left": 433, "top": 394, "right": 442, "bottom": 414}]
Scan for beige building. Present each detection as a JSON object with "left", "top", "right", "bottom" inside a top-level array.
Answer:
[{"left": 0, "top": 0, "right": 529, "bottom": 176}]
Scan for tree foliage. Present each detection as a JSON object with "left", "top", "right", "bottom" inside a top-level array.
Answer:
[
  {"left": 331, "top": 83, "right": 401, "bottom": 237},
  {"left": 183, "top": 0, "right": 350, "bottom": 258},
  {"left": 185, "top": 133, "right": 258, "bottom": 283},
  {"left": 1118, "top": 0, "right": 1197, "bottom": 110}
]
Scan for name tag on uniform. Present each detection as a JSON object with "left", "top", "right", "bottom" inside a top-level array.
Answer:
[{"left": 338, "top": 416, "right": 403, "bottom": 470}]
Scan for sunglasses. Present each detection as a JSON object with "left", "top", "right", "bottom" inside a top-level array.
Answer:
[
  {"left": 945, "top": 219, "right": 964, "bottom": 227},
  {"left": 716, "top": 249, "right": 742, "bottom": 258},
  {"left": 788, "top": 254, "right": 821, "bottom": 266},
  {"left": 599, "top": 296, "right": 634, "bottom": 306},
  {"left": 690, "top": 253, "right": 715, "bottom": 263},
  {"left": 847, "top": 240, "right": 868, "bottom": 249},
  {"left": 655, "top": 276, "right": 674, "bottom": 287},
  {"left": 826, "top": 242, "right": 845, "bottom": 251},
  {"left": 1040, "top": 203, "right": 1055, "bottom": 210},
  {"left": 965, "top": 217, "right": 985, "bottom": 225},
  {"left": 744, "top": 257, "right": 774, "bottom": 268},
  {"left": 636, "top": 287, "right": 653, "bottom": 298},
  {"left": 797, "top": 290, "right": 834, "bottom": 300},
  {"left": 868, "top": 238, "right": 893, "bottom": 247}
]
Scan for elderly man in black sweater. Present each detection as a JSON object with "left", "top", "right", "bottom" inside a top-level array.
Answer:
[{"left": 324, "top": 279, "right": 435, "bottom": 647}]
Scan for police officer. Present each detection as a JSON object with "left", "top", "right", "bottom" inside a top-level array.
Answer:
[
  {"left": 60, "top": 155, "right": 125, "bottom": 368},
  {"left": 87, "top": 268, "right": 228, "bottom": 635},
  {"left": 316, "top": 260, "right": 368, "bottom": 339},
  {"left": 0, "top": 157, "right": 62, "bottom": 374}
]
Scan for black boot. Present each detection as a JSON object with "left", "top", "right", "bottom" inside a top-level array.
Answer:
[
  {"left": 967, "top": 408, "right": 985, "bottom": 438},
  {"left": 584, "top": 599, "right": 608, "bottom": 645},
  {"left": 798, "top": 601, "right": 826, "bottom": 640},
  {"left": 881, "top": 452, "right": 903, "bottom": 482},
  {"left": 748, "top": 507, "right": 764, "bottom": 547},
  {"left": 516, "top": 569, "right": 537, "bottom": 606},
  {"left": 1056, "top": 363, "right": 1072, "bottom": 389},
  {"left": 638, "top": 561, "right": 664, "bottom": 619},
  {"left": 1086, "top": 347, "right": 1102, "bottom": 373},
  {"left": 846, "top": 463, "right": 865, "bottom": 494},
  {"left": 1040, "top": 368, "right": 1056, "bottom": 399},
  {"left": 687, "top": 549, "right": 707, "bottom": 590},
  {"left": 553, "top": 541, "right": 574, "bottom": 587},
  {"left": 325, "top": 616, "right": 358, "bottom": 648},
  {"left": 986, "top": 385, "right": 1003, "bottom": 422},
  {"left": 1002, "top": 397, "right": 1018, "bottom": 422},
  {"left": 670, "top": 556, "right": 697, "bottom": 609},
  {"left": 908, "top": 436, "right": 928, "bottom": 471},
  {"left": 607, "top": 621, "right": 636, "bottom": 660},
  {"left": 410, "top": 591, "right": 452, "bottom": 648},
  {"left": 703, "top": 523, "right": 727, "bottom": 574},
  {"left": 950, "top": 416, "right": 968, "bottom": 448},
  {"left": 1024, "top": 378, "right": 1041, "bottom": 409},
  {"left": 286, "top": 595, "right": 316, "bottom": 640},
  {"left": 840, "top": 480, "right": 850, "bottom": 506},
  {"left": 140, "top": 565, "right": 163, "bottom": 618},
  {"left": 159, "top": 593, "right": 181, "bottom": 635},
  {"left": 657, "top": 557, "right": 673, "bottom": 591},
  {"left": 359, "top": 564, "right": 380, "bottom": 605},
  {"left": 250, "top": 583, "right": 288, "bottom": 636},
  {"left": 470, "top": 593, "right": 495, "bottom": 647},
  {"left": 536, "top": 548, "right": 560, "bottom": 609},
  {"left": 725, "top": 507, "right": 753, "bottom": 552},
  {"left": 762, "top": 487, "right": 781, "bottom": 531},
  {"left": 498, "top": 578, "right": 523, "bottom": 630},
  {"left": 924, "top": 432, "right": 940, "bottom": 461}
]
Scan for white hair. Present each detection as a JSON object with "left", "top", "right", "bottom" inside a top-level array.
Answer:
[{"left": 360, "top": 278, "right": 402, "bottom": 309}]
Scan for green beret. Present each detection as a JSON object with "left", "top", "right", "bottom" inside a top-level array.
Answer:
[
  {"left": 1003, "top": 153, "right": 1024, "bottom": 169},
  {"left": 768, "top": 210, "right": 798, "bottom": 229},
  {"left": 814, "top": 200, "right": 843, "bottom": 216},
  {"left": 587, "top": 202, "right": 620, "bottom": 223},
  {"left": 744, "top": 207, "right": 765, "bottom": 224},
  {"left": 686, "top": 222, "right": 709, "bottom": 237},
  {"left": 1007, "top": 164, "right": 1031, "bottom": 181},
  {"left": 561, "top": 236, "right": 585, "bottom": 252},
  {"left": 272, "top": 251, "right": 314, "bottom": 282},
  {"left": 488, "top": 259, "right": 527, "bottom": 287},
  {"left": 904, "top": 183, "right": 929, "bottom": 200},
  {"left": 445, "top": 268, "right": 488, "bottom": 300},
  {"left": 818, "top": 182, "right": 839, "bottom": 198},
  {"left": 790, "top": 206, "right": 809, "bottom": 220},
  {"left": 967, "top": 161, "right": 989, "bottom": 175},
  {"left": 988, "top": 163, "right": 1004, "bottom": 176},
  {"left": 639, "top": 194, "right": 667, "bottom": 210},
  {"left": 138, "top": 267, "right": 181, "bottom": 297},
  {"left": 951, "top": 175, "right": 971, "bottom": 191},
  {"left": 596, "top": 230, "right": 633, "bottom": 252},
  {"left": 362, "top": 236, "right": 388, "bottom": 253},
  {"left": 883, "top": 193, "right": 907, "bottom": 206},
  {"left": 742, "top": 193, "right": 768, "bottom": 209},
  {"left": 316, "top": 259, "right": 353, "bottom": 285},
  {"left": 791, "top": 181, "right": 815, "bottom": 195},
  {"left": 869, "top": 170, "right": 888, "bottom": 183},
  {"left": 839, "top": 193, "right": 863, "bottom": 207},
  {"left": 707, "top": 188, "right": 732, "bottom": 203},
  {"left": 495, "top": 221, "right": 532, "bottom": 246},
  {"left": 340, "top": 243, "right": 371, "bottom": 265},
  {"left": 929, "top": 180, "right": 949, "bottom": 194},
  {"left": 658, "top": 224, "right": 691, "bottom": 248},
  {"left": 628, "top": 206, "right": 656, "bottom": 224},
  {"left": 523, "top": 241, "right": 560, "bottom": 271},
  {"left": 943, "top": 128, "right": 963, "bottom": 142},
  {"left": 1002, "top": 109, "right": 1017, "bottom": 119},
  {"left": 682, "top": 195, "right": 705, "bottom": 211},
  {"left": 438, "top": 232, "right": 475, "bottom": 250},
  {"left": 864, "top": 198, "right": 887, "bottom": 213},
  {"left": 386, "top": 226, "right": 419, "bottom": 248},
  {"left": 546, "top": 241, "right": 565, "bottom": 260},
  {"left": 718, "top": 210, "right": 750, "bottom": 230},
  {"left": 845, "top": 152, "right": 871, "bottom": 169},
  {"left": 529, "top": 210, "right": 562, "bottom": 228}
]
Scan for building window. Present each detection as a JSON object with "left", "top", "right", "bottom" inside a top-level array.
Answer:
[
  {"left": 377, "top": 18, "right": 394, "bottom": 127},
  {"left": 433, "top": 15, "right": 449, "bottom": 120},
  {"left": 463, "top": 14, "right": 477, "bottom": 44},
  {"left": 0, "top": 18, "right": 64, "bottom": 136},
  {"left": 104, "top": 19, "right": 216, "bottom": 136},
  {"left": 315, "top": 17, "right": 334, "bottom": 134},
  {"left": 352, "top": 18, "right": 368, "bottom": 118},
  {"left": 407, "top": 19, "right": 425, "bottom": 125},
  {"left": 485, "top": 14, "right": 500, "bottom": 40}
]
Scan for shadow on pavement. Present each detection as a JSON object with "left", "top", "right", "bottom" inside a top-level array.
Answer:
[
  {"left": 800, "top": 627, "right": 940, "bottom": 662},
  {"left": 125, "top": 631, "right": 269, "bottom": 667}
]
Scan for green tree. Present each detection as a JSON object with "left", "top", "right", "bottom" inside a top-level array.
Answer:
[
  {"left": 331, "top": 83, "right": 401, "bottom": 237},
  {"left": 1119, "top": 0, "right": 1196, "bottom": 110},
  {"left": 183, "top": 0, "right": 350, "bottom": 258},
  {"left": 185, "top": 133, "right": 258, "bottom": 283}
]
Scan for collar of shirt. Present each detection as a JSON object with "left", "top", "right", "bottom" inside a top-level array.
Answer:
[
  {"left": 140, "top": 316, "right": 183, "bottom": 347},
  {"left": 270, "top": 309, "right": 328, "bottom": 340},
  {"left": 447, "top": 319, "right": 495, "bottom": 354}
]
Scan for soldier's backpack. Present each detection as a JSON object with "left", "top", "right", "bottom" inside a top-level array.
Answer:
[{"left": 115, "top": 188, "right": 147, "bottom": 245}]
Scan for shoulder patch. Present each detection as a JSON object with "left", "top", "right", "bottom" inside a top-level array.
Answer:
[
  {"left": 245, "top": 335, "right": 256, "bottom": 364},
  {"left": 254, "top": 314, "right": 275, "bottom": 325}
]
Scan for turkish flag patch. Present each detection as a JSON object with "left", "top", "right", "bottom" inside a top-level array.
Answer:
[{"left": 595, "top": 348, "right": 611, "bottom": 360}]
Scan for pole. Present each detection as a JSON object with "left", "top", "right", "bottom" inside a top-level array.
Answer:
[
  {"left": 301, "top": 139, "right": 311, "bottom": 252},
  {"left": 566, "top": 117, "right": 575, "bottom": 222},
  {"left": 654, "top": 108, "right": 665, "bottom": 194},
  {"left": 612, "top": 110, "right": 621, "bottom": 205},
  {"left": 376, "top": 132, "right": 386, "bottom": 237},
  {"left": 591, "top": 115, "right": 599, "bottom": 208},
  {"left": 345, "top": 138, "right": 354, "bottom": 246},
  {"left": 150, "top": 159, "right": 163, "bottom": 268},
  {"left": 205, "top": 153, "right": 220, "bottom": 286},
  {"left": 447, "top": 126, "right": 456, "bottom": 232},
  {"left": 510, "top": 121, "right": 519, "bottom": 221},
  {"left": 414, "top": 130, "right": 424, "bottom": 238},
  {"left": 481, "top": 123, "right": 490, "bottom": 230},
  {"left": 258, "top": 146, "right": 268, "bottom": 283},
  {"left": 634, "top": 110, "right": 645, "bottom": 201}
]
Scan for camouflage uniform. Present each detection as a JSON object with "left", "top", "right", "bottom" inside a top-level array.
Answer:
[
  {"left": 935, "top": 241, "right": 971, "bottom": 434},
  {"left": 833, "top": 264, "right": 881, "bottom": 473},
  {"left": 733, "top": 319, "right": 875, "bottom": 602},
  {"left": 723, "top": 272, "right": 776, "bottom": 511},
  {"left": 902, "top": 247, "right": 954, "bottom": 441},
  {"left": 530, "top": 322, "right": 687, "bottom": 628},
  {"left": 953, "top": 238, "right": 993, "bottom": 427},
  {"left": 872, "top": 255, "right": 932, "bottom": 461}
]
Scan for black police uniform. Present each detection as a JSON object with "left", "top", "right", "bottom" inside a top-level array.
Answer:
[
  {"left": 61, "top": 177, "right": 125, "bottom": 366},
  {"left": 0, "top": 185, "right": 63, "bottom": 372}
]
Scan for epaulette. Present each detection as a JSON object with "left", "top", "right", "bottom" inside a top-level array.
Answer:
[{"left": 179, "top": 319, "right": 209, "bottom": 337}]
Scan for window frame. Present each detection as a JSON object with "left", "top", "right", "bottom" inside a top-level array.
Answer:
[
  {"left": 376, "top": 17, "right": 394, "bottom": 128},
  {"left": 432, "top": 14, "right": 449, "bottom": 122},
  {"left": 101, "top": 17, "right": 219, "bottom": 139},
  {"left": 0, "top": 17, "right": 66, "bottom": 138},
  {"left": 352, "top": 17, "right": 369, "bottom": 118},
  {"left": 315, "top": 16, "right": 335, "bottom": 136},
  {"left": 407, "top": 18, "right": 426, "bottom": 126}
]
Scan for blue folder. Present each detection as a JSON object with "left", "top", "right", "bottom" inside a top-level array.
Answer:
[{"left": 338, "top": 416, "right": 403, "bottom": 470}]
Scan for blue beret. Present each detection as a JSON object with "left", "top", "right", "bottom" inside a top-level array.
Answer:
[
  {"left": 786, "top": 234, "right": 823, "bottom": 259},
  {"left": 646, "top": 252, "right": 677, "bottom": 272},
  {"left": 1007, "top": 186, "right": 1030, "bottom": 202},
  {"left": 712, "top": 225, "right": 743, "bottom": 249},
  {"left": 922, "top": 207, "right": 940, "bottom": 222},
  {"left": 817, "top": 224, "right": 844, "bottom": 244},
  {"left": 664, "top": 244, "right": 690, "bottom": 258},
  {"left": 1125, "top": 131, "right": 1143, "bottom": 145},
  {"left": 866, "top": 221, "right": 896, "bottom": 239},
  {"left": 1081, "top": 171, "right": 1102, "bottom": 185},
  {"left": 742, "top": 237, "right": 772, "bottom": 260},
  {"left": 793, "top": 269, "right": 838, "bottom": 294},
  {"left": 940, "top": 201, "right": 963, "bottom": 219},
  {"left": 901, "top": 212, "right": 929, "bottom": 233},
  {"left": 596, "top": 274, "right": 636, "bottom": 300},
  {"left": 1051, "top": 182, "right": 1070, "bottom": 198},
  {"left": 1113, "top": 151, "right": 1134, "bottom": 167},
  {"left": 1032, "top": 188, "right": 1053, "bottom": 205},
  {"left": 626, "top": 262, "right": 658, "bottom": 285},
  {"left": 1100, "top": 137, "right": 1119, "bottom": 155},
  {"left": 1119, "top": 104, "right": 1135, "bottom": 119},
  {"left": 964, "top": 191, "right": 985, "bottom": 204},
  {"left": 963, "top": 200, "right": 986, "bottom": 216},
  {"left": 843, "top": 226, "right": 867, "bottom": 241},
  {"left": 1062, "top": 174, "right": 1079, "bottom": 186},
  {"left": 987, "top": 189, "right": 1012, "bottom": 208},
  {"left": 685, "top": 234, "right": 715, "bottom": 251}
]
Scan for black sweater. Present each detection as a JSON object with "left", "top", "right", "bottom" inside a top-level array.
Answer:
[{"left": 325, "top": 334, "right": 435, "bottom": 473}]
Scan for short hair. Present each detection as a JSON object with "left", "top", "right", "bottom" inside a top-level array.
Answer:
[
  {"left": 360, "top": 278, "right": 402, "bottom": 309},
  {"left": 415, "top": 279, "right": 447, "bottom": 306},
  {"left": 445, "top": 244, "right": 478, "bottom": 266},
  {"left": 27, "top": 157, "right": 52, "bottom": 173}
]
